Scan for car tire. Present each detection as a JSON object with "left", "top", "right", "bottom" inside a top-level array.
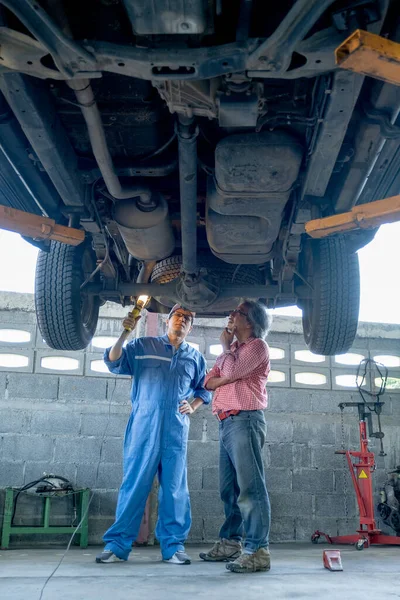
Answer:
[
  {"left": 151, "top": 255, "right": 264, "bottom": 285},
  {"left": 35, "top": 241, "right": 100, "bottom": 350},
  {"left": 300, "top": 236, "right": 360, "bottom": 356}
]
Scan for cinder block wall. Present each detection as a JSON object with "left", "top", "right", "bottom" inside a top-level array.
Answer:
[{"left": 0, "top": 292, "right": 399, "bottom": 546}]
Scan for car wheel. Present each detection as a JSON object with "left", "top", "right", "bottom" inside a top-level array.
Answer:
[
  {"left": 35, "top": 241, "right": 100, "bottom": 350},
  {"left": 151, "top": 255, "right": 264, "bottom": 285},
  {"left": 299, "top": 236, "right": 360, "bottom": 356}
]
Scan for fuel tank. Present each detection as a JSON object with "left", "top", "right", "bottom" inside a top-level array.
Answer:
[{"left": 206, "top": 131, "right": 303, "bottom": 264}]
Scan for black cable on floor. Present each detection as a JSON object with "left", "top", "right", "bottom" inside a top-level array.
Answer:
[{"left": 37, "top": 377, "right": 118, "bottom": 600}]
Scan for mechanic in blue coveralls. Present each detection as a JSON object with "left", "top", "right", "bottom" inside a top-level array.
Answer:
[{"left": 95, "top": 304, "right": 210, "bottom": 566}]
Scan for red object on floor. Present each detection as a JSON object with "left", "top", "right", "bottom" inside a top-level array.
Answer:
[
  {"left": 312, "top": 412, "right": 400, "bottom": 549},
  {"left": 323, "top": 550, "right": 343, "bottom": 571}
]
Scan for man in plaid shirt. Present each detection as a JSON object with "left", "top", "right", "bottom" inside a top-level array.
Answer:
[{"left": 199, "top": 300, "right": 272, "bottom": 573}]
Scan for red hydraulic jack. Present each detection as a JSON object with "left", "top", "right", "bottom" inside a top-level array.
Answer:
[{"left": 312, "top": 359, "right": 400, "bottom": 551}]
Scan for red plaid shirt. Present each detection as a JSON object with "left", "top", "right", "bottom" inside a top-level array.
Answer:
[{"left": 205, "top": 337, "right": 270, "bottom": 415}]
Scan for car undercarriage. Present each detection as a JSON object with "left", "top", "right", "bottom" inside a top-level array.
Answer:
[{"left": 0, "top": 0, "right": 399, "bottom": 354}]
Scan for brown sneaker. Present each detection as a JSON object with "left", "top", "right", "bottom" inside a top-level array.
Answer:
[
  {"left": 226, "top": 547, "right": 271, "bottom": 573},
  {"left": 199, "top": 539, "right": 242, "bottom": 562}
]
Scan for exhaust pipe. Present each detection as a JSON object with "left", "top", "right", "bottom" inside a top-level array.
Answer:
[{"left": 67, "top": 79, "right": 154, "bottom": 204}]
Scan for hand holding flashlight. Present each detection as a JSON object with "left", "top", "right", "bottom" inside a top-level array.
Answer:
[
  {"left": 122, "top": 312, "right": 141, "bottom": 334},
  {"left": 123, "top": 295, "right": 150, "bottom": 333}
]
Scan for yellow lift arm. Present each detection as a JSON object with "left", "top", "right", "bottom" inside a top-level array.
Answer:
[
  {"left": 0, "top": 205, "right": 85, "bottom": 246},
  {"left": 335, "top": 29, "right": 400, "bottom": 86},
  {"left": 305, "top": 195, "right": 400, "bottom": 239},
  {"left": 306, "top": 29, "right": 400, "bottom": 239}
]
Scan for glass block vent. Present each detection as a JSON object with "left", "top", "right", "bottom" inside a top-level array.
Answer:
[
  {"left": 0, "top": 354, "right": 29, "bottom": 368},
  {"left": 269, "top": 347, "right": 285, "bottom": 360},
  {"left": 41, "top": 356, "right": 79, "bottom": 371},
  {"left": 335, "top": 353, "right": 365, "bottom": 366},
  {"left": 268, "top": 370, "right": 286, "bottom": 383},
  {"left": 92, "top": 336, "right": 119, "bottom": 349},
  {"left": 209, "top": 344, "right": 223, "bottom": 356},
  {"left": 295, "top": 372, "right": 327, "bottom": 385},
  {"left": 90, "top": 360, "right": 109, "bottom": 373},
  {"left": 378, "top": 377, "right": 400, "bottom": 390},
  {"left": 295, "top": 350, "right": 325, "bottom": 363},
  {"left": 0, "top": 329, "right": 31, "bottom": 343},
  {"left": 335, "top": 374, "right": 365, "bottom": 388},
  {"left": 373, "top": 355, "right": 400, "bottom": 368}
]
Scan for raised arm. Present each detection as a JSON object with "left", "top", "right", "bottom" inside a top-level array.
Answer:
[
  {"left": 108, "top": 313, "right": 141, "bottom": 361},
  {"left": 104, "top": 313, "right": 141, "bottom": 376}
]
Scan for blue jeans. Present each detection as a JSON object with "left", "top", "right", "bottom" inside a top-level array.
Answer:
[{"left": 218, "top": 410, "right": 270, "bottom": 552}]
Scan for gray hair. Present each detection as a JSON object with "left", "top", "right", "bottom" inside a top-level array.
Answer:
[{"left": 243, "top": 300, "right": 272, "bottom": 340}]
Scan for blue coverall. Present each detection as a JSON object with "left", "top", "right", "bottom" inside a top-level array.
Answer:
[{"left": 103, "top": 334, "right": 211, "bottom": 560}]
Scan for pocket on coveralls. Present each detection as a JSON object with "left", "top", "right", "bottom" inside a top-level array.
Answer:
[
  {"left": 176, "top": 362, "right": 195, "bottom": 396},
  {"left": 137, "top": 359, "right": 162, "bottom": 400}
]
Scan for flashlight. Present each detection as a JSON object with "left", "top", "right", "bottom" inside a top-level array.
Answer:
[{"left": 124, "top": 295, "right": 151, "bottom": 332}]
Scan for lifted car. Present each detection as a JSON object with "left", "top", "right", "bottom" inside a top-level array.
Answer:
[{"left": 0, "top": 0, "right": 398, "bottom": 354}]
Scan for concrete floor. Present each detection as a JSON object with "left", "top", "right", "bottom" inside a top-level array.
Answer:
[{"left": 0, "top": 543, "right": 399, "bottom": 600}]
